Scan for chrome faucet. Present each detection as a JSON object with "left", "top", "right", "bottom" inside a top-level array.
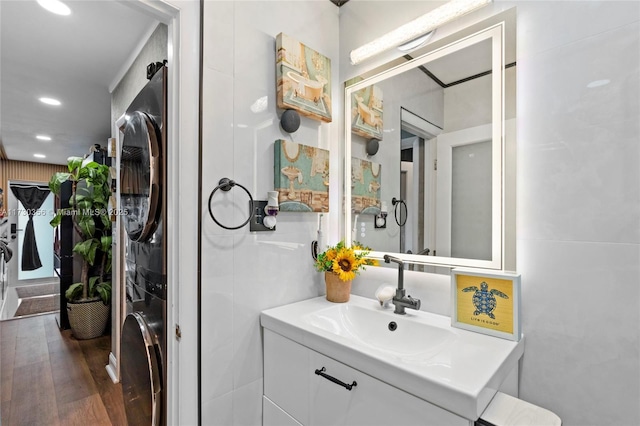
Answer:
[{"left": 383, "top": 254, "right": 421, "bottom": 315}]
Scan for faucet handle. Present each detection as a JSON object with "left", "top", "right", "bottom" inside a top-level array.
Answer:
[
  {"left": 407, "top": 295, "right": 421, "bottom": 310},
  {"left": 383, "top": 254, "right": 403, "bottom": 266}
]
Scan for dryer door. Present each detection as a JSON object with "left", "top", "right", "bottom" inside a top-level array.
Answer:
[
  {"left": 121, "top": 312, "right": 163, "bottom": 426},
  {"left": 120, "top": 111, "right": 161, "bottom": 242}
]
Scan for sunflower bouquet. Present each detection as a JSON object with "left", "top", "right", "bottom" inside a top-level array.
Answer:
[{"left": 314, "top": 240, "right": 379, "bottom": 282}]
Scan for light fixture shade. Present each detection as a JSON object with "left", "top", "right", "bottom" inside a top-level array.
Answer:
[
  {"left": 350, "top": 0, "right": 492, "bottom": 65},
  {"left": 397, "top": 31, "right": 436, "bottom": 52}
]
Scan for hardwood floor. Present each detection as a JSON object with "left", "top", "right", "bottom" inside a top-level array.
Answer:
[{"left": 0, "top": 314, "right": 127, "bottom": 425}]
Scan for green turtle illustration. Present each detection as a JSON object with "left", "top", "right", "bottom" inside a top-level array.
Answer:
[{"left": 462, "top": 281, "right": 509, "bottom": 319}]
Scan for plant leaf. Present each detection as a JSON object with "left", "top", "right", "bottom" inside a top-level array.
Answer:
[
  {"left": 96, "top": 281, "right": 112, "bottom": 305},
  {"left": 69, "top": 194, "right": 85, "bottom": 206},
  {"left": 86, "top": 240, "right": 99, "bottom": 265},
  {"left": 76, "top": 200, "right": 91, "bottom": 212},
  {"left": 48, "top": 172, "right": 72, "bottom": 195},
  {"left": 100, "top": 236, "right": 112, "bottom": 253},
  {"left": 73, "top": 239, "right": 99, "bottom": 265},
  {"left": 100, "top": 213, "right": 111, "bottom": 230},
  {"left": 78, "top": 215, "right": 96, "bottom": 238},
  {"left": 88, "top": 276, "right": 100, "bottom": 295},
  {"left": 49, "top": 211, "right": 63, "bottom": 228},
  {"left": 67, "top": 157, "right": 83, "bottom": 174},
  {"left": 75, "top": 183, "right": 92, "bottom": 199},
  {"left": 65, "top": 282, "right": 83, "bottom": 301}
]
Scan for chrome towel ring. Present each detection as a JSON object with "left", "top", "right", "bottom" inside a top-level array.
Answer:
[
  {"left": 208, "top": 178, "right": 255, "bottom": 230},
  {"left": 392, "top": 197, "right": 407, "bottom": 227}
]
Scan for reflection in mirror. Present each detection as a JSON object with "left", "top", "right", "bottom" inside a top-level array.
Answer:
[{"left": 345, "top": 10, "right": 516, "bottom": 272}]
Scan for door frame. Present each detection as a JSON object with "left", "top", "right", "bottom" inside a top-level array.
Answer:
[{"left": 106, "top": 2, "right": 200, "bottom": 425}]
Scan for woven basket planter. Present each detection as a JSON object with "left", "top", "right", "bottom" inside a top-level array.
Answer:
[
  {"left": 67, "top": 298, "right": 110, "bottom": 340},
  {"left": 325, "top": 271, "right": 352, "bottom": 303}
]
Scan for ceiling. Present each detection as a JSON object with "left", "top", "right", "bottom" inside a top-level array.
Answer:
[
  {"left": 0, "top": 0, "right": 507, "bottom": 167},
  {"left": 0, "top": 1, "right": 158, "bottom": 165}
]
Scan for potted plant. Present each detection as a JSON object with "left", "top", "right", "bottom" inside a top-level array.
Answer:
[
  {"left": 49, "top": 156, "right": 112, "bottom": 339},
  {"left": 314, "top": 240, "right": 378, "bottom": 302}
]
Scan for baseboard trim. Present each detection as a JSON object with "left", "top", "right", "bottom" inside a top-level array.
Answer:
[{"left": 105, "top": 352, "right": 119, "bottom": 384}]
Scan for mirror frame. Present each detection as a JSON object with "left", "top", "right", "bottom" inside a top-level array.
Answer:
[{"left": 344, "top": 9, "right": 516, "bottom": 271}]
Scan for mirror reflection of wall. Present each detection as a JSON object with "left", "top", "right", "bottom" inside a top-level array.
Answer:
[
  {"left": 352, "top": 37, "right": 496, "bottom": 257},
  {"left": 350, "top": 64, "right": 443, "bottom": 254}
]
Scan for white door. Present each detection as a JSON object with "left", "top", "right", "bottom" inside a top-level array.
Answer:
[
  {"left": 435, "top": 124, "right": 493, "bottom": 261},
  {"left": 8, "top": 183, "right": 55, "bottom": 283},
  {"left": 17, "top": 193, "right": 55, "bottom": 280}
]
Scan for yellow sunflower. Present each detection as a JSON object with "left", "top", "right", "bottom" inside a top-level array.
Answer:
[
  {"left": 325, "top": 248, "right": 337, "bottom": 262},
  {"left": 332, "top": 248, "right": 357, "bottom": 281},
  {"left": 363, "top": 257, "right": 379, "bottom": 267}
]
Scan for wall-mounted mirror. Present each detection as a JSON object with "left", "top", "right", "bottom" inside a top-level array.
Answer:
[{"left": 345, "top": 9, "right": 516, "bottom": 271}]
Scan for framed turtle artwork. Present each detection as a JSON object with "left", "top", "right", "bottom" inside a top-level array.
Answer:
[{"left": 451, "top": 268, "right": 521, "bottom": 341}]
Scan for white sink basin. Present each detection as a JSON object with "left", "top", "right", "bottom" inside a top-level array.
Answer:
[
  {"left": 305, "top": 304, "right": 456, "bottom": 359},
  {"left": 261, "top": 295, "right": 524, "bottom": 421}
]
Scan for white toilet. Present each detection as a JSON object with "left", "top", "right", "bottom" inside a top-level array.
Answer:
[{"left": 478, "top": 392, "right": 562, "bottom": 426}]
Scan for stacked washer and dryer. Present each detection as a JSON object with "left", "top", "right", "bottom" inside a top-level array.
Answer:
[{"left": 119, "top": 65, "right": 167, "bottom": 426}]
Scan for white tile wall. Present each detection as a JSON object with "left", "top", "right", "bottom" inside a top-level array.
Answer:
[
  {"left": 518, "top": 21, "right": 640, "bottom": 244},
  {"left": 202, "top": 390, "right": 234, "bottom": 426},
  {"left": 517, "top": 239, "right": 640, "bottom": 425},
  {"left": 201, "top": 1, "right": 339, "bottom": 423},
  {"left": 513, "top": 2, "right": 640, "bottom": 424},
  {"left": 232, "top": 379, "right": 263, "bottom": 426}
]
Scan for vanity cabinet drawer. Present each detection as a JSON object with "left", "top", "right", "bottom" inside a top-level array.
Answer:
[
  {"left": 263, "top": 329, "right": 470, "bottom": 426},
  {"left": 309, "top": 351, "right": 468, "bottom": 426},
  {"left": 264, "top": 329, "right": 308, "bottom": 424}
]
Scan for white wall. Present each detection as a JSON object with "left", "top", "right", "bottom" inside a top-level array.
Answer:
[
  {"left": 201, "top": 1, "right": 339, "bottom": 423},
  {"left": 352, "top": 67, "right": 444, "bottom": 254},
  {"left": 342, "top": 2, "right": 640, "bottom": 426},
  {"left": 514, "top": 2, "right": 639, "bottom": 425},
  {"left": 111, "top": 24, "right": 168, "bottom": 130}
]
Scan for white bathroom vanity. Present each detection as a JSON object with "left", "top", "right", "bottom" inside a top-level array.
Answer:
[{"left": 261, "top": 295, "right": 524, "bottom": 426}]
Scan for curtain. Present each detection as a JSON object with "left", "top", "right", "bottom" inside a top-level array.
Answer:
[{"left": 10, "top": 185, "right": 50, "bottom": 271}]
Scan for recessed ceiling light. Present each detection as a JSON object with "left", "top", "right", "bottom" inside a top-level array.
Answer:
[
  {"left": 587, "top": 79, "right": 610, "bottom": 88},
  {"left": 34, "top": 154, "right": 47, "bottom": 159},
  {"left": 37, "top": 0, "right": 71, "bottom": 16},
  {"left": 39, "top": 97, "right": 61, "bottom": 106},
  {"left": 36, "top": 135, "right": 52, "bottom": 141}
]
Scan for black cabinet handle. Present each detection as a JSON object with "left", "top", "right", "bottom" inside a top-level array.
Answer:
[{"left": 314, "top": 367, "right": 357, "bottom": 391}]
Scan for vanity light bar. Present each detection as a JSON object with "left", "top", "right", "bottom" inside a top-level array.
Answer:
[{"left": 349, "top": 0, "right": 492, "bottom": 65}]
